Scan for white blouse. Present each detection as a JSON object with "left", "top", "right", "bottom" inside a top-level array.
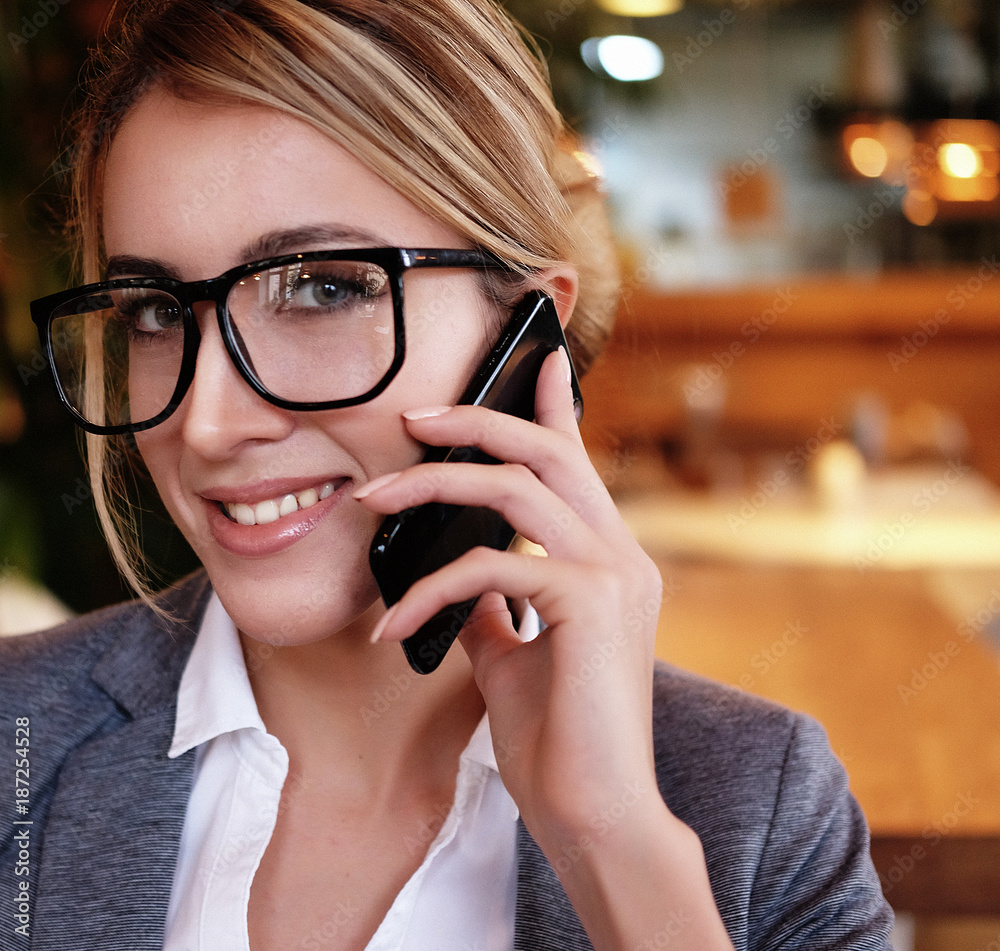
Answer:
[{"left": 163, "top": 593, "right": 520, "bottom": 950}]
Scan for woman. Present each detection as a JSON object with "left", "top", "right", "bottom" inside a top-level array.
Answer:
[{"left": 2, "top": 1, "right": 893, "bottom": 948}]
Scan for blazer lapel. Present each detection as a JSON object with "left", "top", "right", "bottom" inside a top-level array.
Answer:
[
  {"left": 514, "top": 821, "right": 593, "bottom": 951},
  {"left": 32, "top": 574, "right": 210, "bottom": 951},
  {"left": 32, "top": 714, "right": 196, "bottom": 950}
]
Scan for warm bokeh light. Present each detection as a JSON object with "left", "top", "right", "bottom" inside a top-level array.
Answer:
[
  {"left": 841, "top": 117, "right": 1000, "bottom": 217},
  {"left": 594, "top": 0, "right": 683, "bottom": 14},
  {"left": 939, "top": 142, "right": 983, "bottom": 179},
  {"left": 922, "top": 121, "right": 1000, "bottom": 203},
  {"left": 902, "top": 189, "right": 937, "bottom": 226},
  {"left": 848, "top": 136, "right": 889, "bottom": 178},
  {"left": 842, "top": 121, "right": 913, "bottom": 184}
]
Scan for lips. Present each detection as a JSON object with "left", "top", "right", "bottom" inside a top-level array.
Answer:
[
  {"left": 219, "top": 479, "right": 341, "bottom": 526},
  {"left": 203, "top": 476, "right": 352, "bottom": 558}
]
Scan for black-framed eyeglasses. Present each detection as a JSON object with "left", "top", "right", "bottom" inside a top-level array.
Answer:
[{"left": 30, "top": 247, "right": 510, "bottom": 436}]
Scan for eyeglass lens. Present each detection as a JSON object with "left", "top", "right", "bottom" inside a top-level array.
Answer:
[{"left": 47, "top": 258, "right": 396, "bottom": 429}]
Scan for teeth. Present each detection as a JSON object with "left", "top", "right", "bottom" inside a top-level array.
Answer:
[
  {"left": 255, "top": 500, "right": 280, "bottom": 525},
  {"left": 223, "top": 481, "right": 338, "bottom": 526},
  {"left": 231, "top": 503, "right": 255, "bottom": 526}
]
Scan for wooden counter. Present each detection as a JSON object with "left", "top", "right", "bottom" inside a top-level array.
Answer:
[
  {"left": 578, "top": 268, "right": 1000, "bottom": 486},
  {"left": 652, "top": 557, "right": 1000, "bottom": 914}
]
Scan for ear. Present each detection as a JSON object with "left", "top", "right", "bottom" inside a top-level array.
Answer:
[{"left": 531, "top": 266, "right": 578, "bottom": 330}]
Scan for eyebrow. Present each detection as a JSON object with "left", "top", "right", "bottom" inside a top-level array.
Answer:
[
  {"left": 105, "top": 225, "right": 390, "bottom": 280},
  {"left": 238, "top": 225, "right": 386, "bottom": 263},
  {"left": 105, "top": 256, "right": 180, "bottom": 281}
]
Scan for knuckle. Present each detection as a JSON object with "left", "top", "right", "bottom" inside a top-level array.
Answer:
[
  {"left": 580, "top": 562, "right": 620, "bottom": 597},
  {"left": 466, "top": 544, "right": 502, "bottom": 569},
  {"left": 640, "top": 561, "right": 663, "bottom": 601}
]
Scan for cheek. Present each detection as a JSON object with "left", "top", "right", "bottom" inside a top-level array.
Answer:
[
  {"left": 133, "top": 429, "right": 185, "bottom": 517},
  {"left": 398, "top": 282, "right": 499, "bottom": 406}
]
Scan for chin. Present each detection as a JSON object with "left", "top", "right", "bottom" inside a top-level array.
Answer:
[{"left": 205, "top": 552, "right": 382, "bottom": 649}]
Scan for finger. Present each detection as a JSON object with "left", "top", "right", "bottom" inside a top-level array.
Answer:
[
  {"left": 397, "top": 406, "right": 630, "bottom": 545},
  {"left": 354, "top": 458, "right": 595, "bottom": 559},
  {"left": 455, "top": 590, "right": 526, "bottom": 675},
  {"left": 533, "top": 347, "right": 584, "bottom": 439},
  {"left": 371, "top": 546, "right": 580, "bottom": 644}
]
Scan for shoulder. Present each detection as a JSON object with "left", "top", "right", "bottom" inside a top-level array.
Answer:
[
  {"left": 650, "top": 659, "right": 847, "bottom": 843},
  {"left": 650, "top": 663, "right": 893, "bottom": 948},
  {"left": 0, "top": 599, "right": 142, "bottom": 719},
  {"left": 0, "top": 571, "right": 211, "bottom": 726},
  {"left": 650, "top": 661, "right": 813, "bottom": 803},
  {"left": 0, "top": 571, "right": 210, "bottom": 828},
  {"left": 651, "top": 660, "right": 798, "bottom": 737}
]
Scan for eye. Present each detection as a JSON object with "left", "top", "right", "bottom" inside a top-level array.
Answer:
[
  {"left": 290, "top": 274, "right": 357, "bottom": 308},
  {"left": 283, "top": 266, "right": 385, "bottom": 312},
  {"left": 117, "top": 291, "right": 183, "bottom": 337},
  {"left": 136, "top": 298, "right": 182, "bottom": 330}
]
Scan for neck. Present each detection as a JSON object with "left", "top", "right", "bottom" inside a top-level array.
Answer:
[{"left": 240, "top": 619, "right": 485, "bottom": 804}]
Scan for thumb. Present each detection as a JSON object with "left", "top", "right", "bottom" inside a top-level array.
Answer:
[{"left": 457, "top": 591, "right": 522, "bottom": 674}]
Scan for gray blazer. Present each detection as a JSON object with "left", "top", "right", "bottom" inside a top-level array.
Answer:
[{"left": 0, "top": 572, "right": 892, "bottom": 949}]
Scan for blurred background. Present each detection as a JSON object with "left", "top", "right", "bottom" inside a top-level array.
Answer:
[{"left": 2, "top": 0, "right": 1000, "bottom": 945}]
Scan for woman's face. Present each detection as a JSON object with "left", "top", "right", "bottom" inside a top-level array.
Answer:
[{"left": 102, "top": 89, "right": 498, "bottom": 645}]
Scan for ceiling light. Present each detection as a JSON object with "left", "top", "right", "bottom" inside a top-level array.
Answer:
[
  {"left": 581, "top": 35, "right": 665, "bottom": 82},
  {"left": 595, "top": 0, "right": 683, "bottom": 15}
]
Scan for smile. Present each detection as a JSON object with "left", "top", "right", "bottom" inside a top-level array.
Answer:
[{"left": 219, "top": 479, "right": 344, "bottom": 526}]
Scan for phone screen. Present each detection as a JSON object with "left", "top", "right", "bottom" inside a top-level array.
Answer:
[{"left": 368, "top": 291, "right": 582, "bottom": 674}]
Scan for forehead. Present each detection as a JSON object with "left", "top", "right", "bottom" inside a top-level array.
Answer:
[{"left": 101, "top": 88, "right": 461, "bottom": 277}]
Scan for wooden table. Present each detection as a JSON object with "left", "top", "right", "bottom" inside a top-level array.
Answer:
[{"left": 650, "top": 556, "right": 1000, "bottom": 914}]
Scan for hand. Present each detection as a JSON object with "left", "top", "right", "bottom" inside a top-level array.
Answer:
[
  {"left": 356, "top": 347, "right": 662, "bottom": 845},
  {"left": 355, "top": 349, "right": 733, "bottom": 950}
]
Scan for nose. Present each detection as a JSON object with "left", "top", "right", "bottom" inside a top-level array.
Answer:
[{"left": 178, "top": 306, "right": 293, "bottom": 458}]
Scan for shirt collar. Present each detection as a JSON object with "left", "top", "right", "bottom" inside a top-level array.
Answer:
[
  {"left": 462, "top": 711, "right": 498, "bottom": 773},
  {"left": 169, "top": 596, "right": 537, "bottom": 768},
  {"left": 169, "top": 591, "right": 266, "bottom": 759}
]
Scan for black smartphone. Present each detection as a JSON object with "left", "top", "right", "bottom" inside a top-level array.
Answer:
[{"left": 368, "top": 290, "right": 583, "bottom": 674}]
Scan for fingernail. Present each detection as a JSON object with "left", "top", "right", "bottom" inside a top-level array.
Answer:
[
  {"left": 402, "top": 405, "right": 453, "bottom": 420},
  {"left": 370, "top": 603, "right": 399, "bottom": 643},
  {"left": 353, "top": 471, "right": 402, "bottom": 500},
  {"left": 559, "top": 346, "right": 572, "bottom": 385}
]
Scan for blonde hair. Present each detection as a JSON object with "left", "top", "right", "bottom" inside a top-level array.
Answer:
[{"left": 66, "top": 0, "right": 620, "bottom": 599}]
